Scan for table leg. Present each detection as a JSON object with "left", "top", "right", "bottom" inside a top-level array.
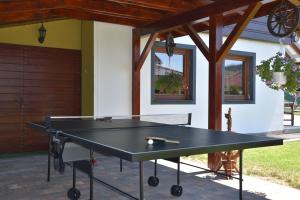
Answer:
[
  {"left": 120, "top": 159, "right": 123, "bottom": 172},
  {"left": 72, "top": 163, "right": 76, "bottom": 189},
  {"left": 155, "top": 159, "right": 158, "bottom": 177},
  {"left": 170, "top": 157, "right": 183, "bottom": 197},
  {"left": 67, "top": 162, "right": 81, "bottom": 200},
  {"left": 139, "top": 161, "right": 144, "bottom": 200},
  {"left": 47, "top": 136, "right": 52, "bottom": 182},
  {"left": 239, "top": 150, "right": 243, "bottom": 200},
  {"left": 177, "top": 157, "right": 180, "bottom": 185},
  {"left": 90, "top": 149, "right": 94, "bottom": 200}
]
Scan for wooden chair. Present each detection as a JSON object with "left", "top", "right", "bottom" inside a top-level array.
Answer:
[
  {"left": 284, "top": 102, "right": 296, "bottom": 126},
  {"left": 217, "top": 108, "right": 240, "bottom": 178}
]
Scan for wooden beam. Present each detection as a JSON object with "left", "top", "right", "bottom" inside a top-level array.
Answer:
[
  {"left": 135, "top": 32, "right": 158, "bottom": 72},
  {"left": 173, "top": 28, "right": 187, "bottom": 36},
  {"left": 159, "top": 1, "right": 280, "bottom": 40},
  {"left": 288, "top": 0, "right": 300, "bottom": 6},
  {"left": 183, "top": 23, "right": 209, "bottom": 60},
  {"left": 217, "top": 2, "right": 262, "bottom": 62},
  {"left": 291, "top": 43, "right": 300, "bottom": 56},
  {"left": 132, "top": 29, "right": 141, "bottom": 115},
  {"left": 138, "top": 0, "right": 261, "bottom": 36},
  {"left": 0, "top": 0, "right": 279, "bottom": 30},
  {"left": 207, "top": 14, "right": 223, "bottom": 171}
]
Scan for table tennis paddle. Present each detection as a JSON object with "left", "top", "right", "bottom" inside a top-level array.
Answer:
[{"left": 145, "top": 136, "right": 180, "bottom": 144}]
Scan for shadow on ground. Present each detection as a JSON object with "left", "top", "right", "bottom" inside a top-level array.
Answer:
[{"left": 0, "top": 154, "right": 269, "bottom": 200}]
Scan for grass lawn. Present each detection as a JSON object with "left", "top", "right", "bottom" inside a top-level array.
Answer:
[{"left": 187, "top": 141, "right": 300, "bottom": 189}]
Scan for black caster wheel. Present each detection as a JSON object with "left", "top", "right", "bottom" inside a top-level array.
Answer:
[
  {"left": 170, "top": 185, "right": 183, "bottom": 197},
  {"left": 67, "top": 187, "right": 81, "bottom": 200},
  {"left": 148, "top": 176, "right": 159, "bottom": 187}
]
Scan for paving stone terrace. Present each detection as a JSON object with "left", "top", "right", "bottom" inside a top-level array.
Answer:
[{"left": 0, "top": 153, "right": 275, "bottom": 200}]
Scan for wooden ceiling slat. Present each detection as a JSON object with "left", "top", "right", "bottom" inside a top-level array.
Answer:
[
  {"left": 59, "top": 8, "right": 148, "bottom": 26},
  {"left": 64, "top": 0, "right": 166, "bottom": 21},
  {"left": 0, "top": 0, "right": 66, "bottom": 13},
  {"left": 0, "top": 9, "right": 61, "bottom": 27},
  {"left": 106, "top": 0, "right": 178, "bottom": 12},
  {"left": 105, "top": 0, "right": 211, "bottom": 12}
]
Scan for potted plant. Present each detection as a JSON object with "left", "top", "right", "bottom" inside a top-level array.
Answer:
[
  {"left": 155, "top": 73, "right": 183, "bottom": 94},
  {"left": 271, "top": 53, "right": 287, "bottom": 85},
  {"left": 257, "top": 52, "right": 300, "bottom": 95}
]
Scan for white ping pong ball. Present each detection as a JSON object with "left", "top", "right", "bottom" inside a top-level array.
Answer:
[{"left": 148, "top": 139, "right": 154, "bottom": 145}]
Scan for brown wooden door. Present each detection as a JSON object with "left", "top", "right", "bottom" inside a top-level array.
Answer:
[{"left": 0, "top": 43, "right": 81, "bottom": 153}]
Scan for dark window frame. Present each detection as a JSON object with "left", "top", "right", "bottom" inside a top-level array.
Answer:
[
  {"left": 151, "top": 41, "right": 196, "bottom": 104},
  {"left": 223, "top": 50, "right": 256, "bottom": 104}
]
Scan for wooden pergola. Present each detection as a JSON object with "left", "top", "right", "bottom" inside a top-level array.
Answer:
[{"left": 1, "top": 0, "right": 299, "bottom": 169}]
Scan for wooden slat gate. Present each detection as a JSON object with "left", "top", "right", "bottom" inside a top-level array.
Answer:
[{"left": 0, "top": 43, "right": 81, "bottom": 153}]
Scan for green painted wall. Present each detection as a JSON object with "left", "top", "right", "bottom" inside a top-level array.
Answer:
[
  {"left": 81, "top": 21, "right": 94, "bottom": 116},
  {"left": 0, "top": 19, "right": 82, "bottom": 49}
]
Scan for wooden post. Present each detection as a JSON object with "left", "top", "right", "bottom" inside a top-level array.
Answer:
[
  {"left": 132, "top": 29, "right": 141, "bottom": 115},
  {"left": 206, "top": 2, "right": 261, "bottom": 170},
  {"left": 132, "top": 30, "right": 158, "bottom": 116},
  {"left": 208, "top": 14, "right": 223, "bottom": 171}
]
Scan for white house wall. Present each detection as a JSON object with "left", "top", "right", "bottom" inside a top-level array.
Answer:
[
  {"left": 94, "top": 22, "right": 284, "bottom": 133},
  {"left": 94, "top": 22, "right": 133, "bottom": 117},
  {"left": 219, "top": 35, "right": 284, "bottom": 133}
]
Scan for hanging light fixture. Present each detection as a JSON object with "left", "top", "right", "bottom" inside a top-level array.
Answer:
[
  {"left": 165, "top": 32, "right": 176, "bottom": 58},
  {"left": 38, "top": 23, "right": 47, "bottom": 44}
]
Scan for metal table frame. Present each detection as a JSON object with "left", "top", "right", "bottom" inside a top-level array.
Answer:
[{"left": 46, "top": 133, "right": 245, "bottom": 200}]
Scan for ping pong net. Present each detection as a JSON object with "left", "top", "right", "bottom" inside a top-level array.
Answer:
[{"left": 45, "top": 113, "right": 192, "bottom": 131}]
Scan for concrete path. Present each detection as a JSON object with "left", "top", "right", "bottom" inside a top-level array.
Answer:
[{"left": 255, "top": 130, "right": 300, "bottom": 141}]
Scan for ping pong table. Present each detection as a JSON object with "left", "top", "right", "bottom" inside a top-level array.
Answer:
[{"left": 29, "top": 115, "right": 283, "bottom": 200}]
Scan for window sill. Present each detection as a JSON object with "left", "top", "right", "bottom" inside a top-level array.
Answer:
[
  {"left": 151, "top": 99, "right": 196, "bottom": 105},
  {"left": 223, "top": 100, "right": 255, "bottom": 105}
]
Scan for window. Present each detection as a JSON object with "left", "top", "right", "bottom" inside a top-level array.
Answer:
[
  {"left": 151, "top": 42, "right": 196, "bottom": 104},
  {"left": 223, "top": 51, "right": 256, "bottom": 104}
]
